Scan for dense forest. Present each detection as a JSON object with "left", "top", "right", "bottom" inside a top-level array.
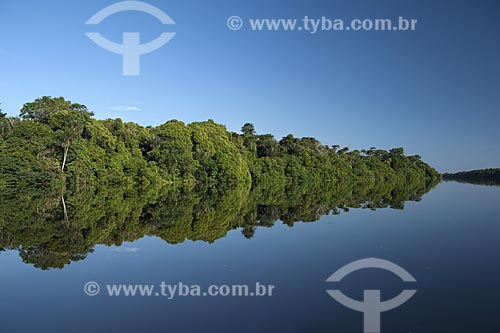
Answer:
[
  {"left": 0, "top": 96, "right": 440, "bottom": 192},
  {"left": 0, "top": 96, "right": 441, "bottom": 269},
  {"left": 443, "top": 169, "right": 500, "bottom": 186}
]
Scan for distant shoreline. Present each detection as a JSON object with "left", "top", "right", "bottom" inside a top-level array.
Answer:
[{"left": 442, "top": 168, "right": 500, "bottom": 186}]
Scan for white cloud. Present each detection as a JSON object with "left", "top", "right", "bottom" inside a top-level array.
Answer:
[
  {"left": 107, "top": 105, "right": 142, "bottom": 111},
  {"left": 109, "top": 246, "right": 140, "bottom": 253}
]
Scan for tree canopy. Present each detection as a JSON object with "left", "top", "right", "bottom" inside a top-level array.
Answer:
[
  {"left": 0, "top": 96, "right": 442, "bottom": 270},
  {"left": 0, "top": 96, "right": 441, "bottom": 192},
  {"left": 19, "top": 96, "right": 93, "bottom": 124}
]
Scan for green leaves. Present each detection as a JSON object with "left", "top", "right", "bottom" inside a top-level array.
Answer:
[
  {"left": 0, "top": 96, "right": 443, "bottom": 270},
  {"left": 2, "top": 96, "right": 440, "bottom": 210},
  {"left": 20, "top": 96, "right": 93, "bottom": 124}
]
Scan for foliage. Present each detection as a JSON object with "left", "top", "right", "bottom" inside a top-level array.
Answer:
[
  {"left": 443, "top": 169, "right": 500, "bottom": 186},
  {"left": 0, "top": 175, "right": 439, "bottom": 270},
  {"left": 20, "top": 96, "right": 92, "bottom": 124},
  {"left": 0, "top": 96, "right": 443, "bottom": 269},
  {"left": 2, "top": 96, "right": 440, "bottom": 192}
]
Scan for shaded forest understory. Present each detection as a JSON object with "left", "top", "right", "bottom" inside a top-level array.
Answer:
[{"left": 0, "top": 97, "right": 441, "bottom": 269}]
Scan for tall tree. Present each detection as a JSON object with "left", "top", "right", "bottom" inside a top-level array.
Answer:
[
  {"left": 19, "top": 97, "right": 93, "bottom": 170},
  {"left": 20, "top": 96, "right": 92, "bottom": 124},
  {"left": 241, "top": 123, "right": 255, "bottom": 136},
  {"left": 49, "top": 110, "right": 91, "bottom": 171},
  {"left": 241, "top": 123, "right": 257, "bottom": 152}
]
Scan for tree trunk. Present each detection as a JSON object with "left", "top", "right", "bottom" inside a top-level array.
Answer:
[
  {"left": 61, "top": 196, "right": 69, "bottom": 225},
  {"left": 61, "top": 143, "right": 69, "bottom": 171}
]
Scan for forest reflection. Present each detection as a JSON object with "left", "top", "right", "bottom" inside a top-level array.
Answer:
[{"left": 0, "top": 178, "right": 437, "bottom": 270}]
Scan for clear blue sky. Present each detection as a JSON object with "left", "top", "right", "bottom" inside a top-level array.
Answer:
[{"left": 1, "top": 0, "right": 499, "bottom": 172}]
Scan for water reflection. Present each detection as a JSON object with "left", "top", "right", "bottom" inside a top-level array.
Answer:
[
  {"left": 0, "top": 179, "right": 438, "bottom": 270},
  {"left": 442, "top": 179, "right": 500, "bottom": 186}
]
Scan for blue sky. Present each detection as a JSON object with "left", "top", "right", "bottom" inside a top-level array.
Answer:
[{"left": 0, "top": 0, "right": 499, "bottom": 172}]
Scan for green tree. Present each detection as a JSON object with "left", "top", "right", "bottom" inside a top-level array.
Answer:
[
  {"left": 49, "top": 109, "right": 91, "bottom": 171},
  {"left": 150, "top": 120, "right": 197, "bottom": 181},
  {"left": 338, "top": 147, "right": 349, "bottom": 155},
  {"left": 20, "top": 96, "right": 92, "bottom": 124},
  {"left": 241, "top": 123, "right": 257, "bottom": 152},
  {"left": 241, "top": 123, "right": 256, "bottom": 136},
  {"left": 257, "top": 134, "right": 279, "bottom": 158},
  {"left": 2, "top": 96, "right": 441, "bottom": 211}
]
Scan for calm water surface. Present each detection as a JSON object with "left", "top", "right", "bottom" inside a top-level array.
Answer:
[{"left": 1, "top": 181, "right": 500, "bottom": 332}]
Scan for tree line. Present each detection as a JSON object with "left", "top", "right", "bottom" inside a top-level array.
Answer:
[
  {"left": 0, "top": 96, "right": 440, "bottom": 193},
  {"left": 442, "top": 169, "right": 500, "bottom": 186},
  {"left": 0, "top": 175, "right": 438, "bottom": 270},
  {"left": 0, "top": 96, "right": 442, "bottom": 269}
]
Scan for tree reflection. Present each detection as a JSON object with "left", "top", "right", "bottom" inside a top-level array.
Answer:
[{"left": 0, "top": 177, "right": 438, "bottom": 270}]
